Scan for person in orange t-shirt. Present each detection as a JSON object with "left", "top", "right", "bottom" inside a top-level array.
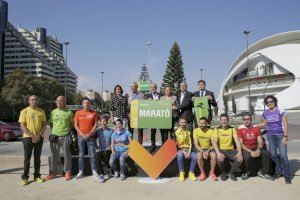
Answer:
[{"left": 74, "top": 97, "right": 99, "bottom": 180}]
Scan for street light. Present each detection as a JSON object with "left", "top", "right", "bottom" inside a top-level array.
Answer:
[
  {"left": 147, "top": 35, "right": 152, "bottom": 79},
  {"left": 200, "top": 68, "right": 204, "bottom": 80},
  {"left": 243, "top": 30, "right": 251, "bottom": 114},
  {"left": 263, "top": 79, "right": 271, "bottom": 110},
  {"left": 63, "top": 41, "right": 69, "bottom": 100},
  {"left": 101, "top": 71, "right": 104, "bottom": 115}
]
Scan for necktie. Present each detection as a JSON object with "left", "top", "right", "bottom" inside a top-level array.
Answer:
[{"left": 200, "top": 91, "right": 203, "bottom": 97}]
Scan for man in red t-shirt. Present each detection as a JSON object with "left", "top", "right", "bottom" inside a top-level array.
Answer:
[{"left": 238, "top": 113, "right": 274, "bottom": 181}]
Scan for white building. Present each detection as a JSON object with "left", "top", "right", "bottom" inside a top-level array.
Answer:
[
  {"left": 218, "top": 31, "right": 300, "bottom": 114},
  {"left": 4, "top": 21, "right": 77, "bottom": 92},
  {"left": 102, "top": 90, "right": 112, "bottom": 102}
]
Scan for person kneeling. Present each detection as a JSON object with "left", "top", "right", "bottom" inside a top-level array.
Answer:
[
  {"left": 109, "top": 119, "right": 132, "bottom": 181},
  {"left": 175, "top": 117, "right": 197, "bottom": 182},
  {"left": 212, "top": 114, "right": 243, "bottom": 181},
  {"left": 193, "top": 117, "right": 217, "bottom": 181},
  {"left": 238, "top": 113, "right": 274, "bottom": 180},
  {"left": 96, "top": 116, "right": 114, "bottom": 183}
]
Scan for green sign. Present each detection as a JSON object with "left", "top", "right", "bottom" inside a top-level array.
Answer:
[
  {"left": 138, "top": 81, "right": 151, "bottom": 92},
  {"left": 194, "top": 96, "right": 209, "bottom": 124},
  {"left": 130, "top": 100, "right": 172, "bottom": 129}
]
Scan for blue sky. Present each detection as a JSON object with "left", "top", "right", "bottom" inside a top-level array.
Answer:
[{"left": 7, "top": 0, "right": 300, "bottom": 97}]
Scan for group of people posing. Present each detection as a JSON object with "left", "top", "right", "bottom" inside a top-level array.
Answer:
[{"left": 18, "top": 79, "right": 292, "bottom": 186}]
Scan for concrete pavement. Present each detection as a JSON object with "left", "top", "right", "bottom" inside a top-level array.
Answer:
[{"left": 0, "top": 155, "right": 300, "bottom": 200}]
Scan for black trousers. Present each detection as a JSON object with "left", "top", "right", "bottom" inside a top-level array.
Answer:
[
  {"left": 160, "top": 118, "right": 176, "bottom": 145},
  {"left": 159, "top": 128, "right": 174, "bottom": 145},
  {"left": 218, "top": 150, "right": 242, "bottom": 174},
  {"left": 96, "top": 150, "right": 112, "bottom": 174},
  {"left": 243, "top": 149, "right": 272, "bottom": 175},
  {"left": 22, "top": 137, "right": 43, "bottom": 180},
  {"left": 150, "top": 129, "right": 157, "bottom": 147}
]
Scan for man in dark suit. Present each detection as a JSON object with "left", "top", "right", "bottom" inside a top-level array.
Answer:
[
  {"left": 177, "top": 81, "right": 194, "bottom": 132},
  {"left": 144, "top": 83, "right": 162, "bottom": 153},
  {"left": 193, "top": 80, "right": 217, "bottom": 125}
]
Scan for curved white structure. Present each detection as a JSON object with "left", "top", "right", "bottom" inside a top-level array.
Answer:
[{"left": 218, "top": 31, "right": 300, "bottom": 114}]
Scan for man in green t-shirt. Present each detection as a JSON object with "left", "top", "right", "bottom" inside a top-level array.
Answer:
[{"left": 46, "top": 96, "right": 74, "bottom": 181}]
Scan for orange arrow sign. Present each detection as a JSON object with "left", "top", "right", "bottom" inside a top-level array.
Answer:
[{"left": 128, "top": 139, "right": 177, "bottom": 179}]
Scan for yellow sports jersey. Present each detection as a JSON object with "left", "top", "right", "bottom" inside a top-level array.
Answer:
[
  {"left": 213, "top": 126, "right": 237, "bottom": 150},
  {"left": 193, "top": 128, "right": 214, "bottom": 149},
  {"left": 19, "top": 106, "right": 46, "bottom": 137},
  {"left": 175, "top": 127, "right": 191, "bottom": 151}
]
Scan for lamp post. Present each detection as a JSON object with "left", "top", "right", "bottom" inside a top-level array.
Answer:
[
  {"left": 243, "top": 30, "right": 251, "bottom": 114},
  {"left": 63, "top": 41, "right": 69, "bottom": 100},
  {"left": 200, "top": 68, "right": 203, "bottom": 80},
  {"left": 263, "top": 79, "right": 271, "bottom": 110},
  {"left": 147, "top": 35, "right": 152, "bottom": 80},
  {"left": 101, "top": 71, "right": 104, "bottom": 115}
]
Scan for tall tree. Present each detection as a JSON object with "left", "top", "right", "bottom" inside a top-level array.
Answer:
[
  {"left": 162, "top": 42, "right": 185, "bottom": 93},
  {"left": 138, "top": 63, "right": 150, "bottom": 81},
  {"left": 1, "top": 69, "right": 73, "bottom": 119}
]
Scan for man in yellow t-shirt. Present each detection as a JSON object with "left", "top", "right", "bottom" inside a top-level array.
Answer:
[
  {"left": 175, "top": 117, "right": 197, "bottom": 182},
  {"left": 212, "top": 114, "right": 243, "bottom": 181},
  {"left": 18, "top": 95, "right": 46, "bottom": 186},
  {"left": 193, "top": 117, "right": 217, "bottom": 181}
]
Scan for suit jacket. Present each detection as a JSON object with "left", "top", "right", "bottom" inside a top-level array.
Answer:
[
  {"left": 177, "top": 91, "right": 193, "bottom": 122},
  {"left": 193, "top": 90, "right": 217, "bottom": 122},
  {"left": 144, "top": 91, "right": 162, "bottom": 100}
]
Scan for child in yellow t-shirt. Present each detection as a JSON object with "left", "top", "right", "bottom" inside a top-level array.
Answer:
[{"left": 175, "top": 117, "right": 197, "bottom": 182}]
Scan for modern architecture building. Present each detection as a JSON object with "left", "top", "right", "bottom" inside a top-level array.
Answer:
[
  {"left": 218, "top": 31, "right": 300, "bottom": 114},
  {"left": 1, "top": 0, "right": 77, "bottom": 92},
  {"left": 0, "top": 0, "right": 8, "bottom": 80}
]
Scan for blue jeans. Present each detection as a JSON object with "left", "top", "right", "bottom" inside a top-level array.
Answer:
[
  {"left": 177, "top": 150, "right": 197, "bottom": 172},
  {"left": 78, "top": 136, "right": 96, "bottom": 171},
  {"left": 109, "top": 151, "right": 128, "bottom": 174},
  {"left": 267, "top": 134, "right": 290, "bottom": 177}
]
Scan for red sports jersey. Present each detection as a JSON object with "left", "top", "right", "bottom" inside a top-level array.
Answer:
[{"left": 237, "top": 125, "right": 261, "bottom": 149}]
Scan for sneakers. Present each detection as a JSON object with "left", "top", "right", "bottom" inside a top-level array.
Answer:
[
  {"left": 34, "top": 177, "right": 45, "bottom": 183},
  {"left": 220, "top": 172, "right": 228, "bottom": 181},
  {"left": 46, "top": 173, "right": 57, "bottom": 181},
  {"left": 20, "top": 179, "right": 29, "bottom": 186},
  {"left": 257, "top": 170, "right": 274, "bottom": 181},
  {"left": 114, "top": 171, "right": 119, "bottom": 178},
  {"left": 241, "top": 171, "right": 250, "bottom": 180},
  {"left": 198, "top": 172, "right": 206, "bottom": 181},
  {"left": 120, "top": 173, "right": 126, "bottom": 180},
  {"left": 74, "top": 171, "right": 84, "bottom": 180},
  {"left": 179, "top": 172, "right": 185, "bottom": 182},
  {"left": 92, "top": 171, "right": 100, "bottom": 180},
  {"left": 188, "top": 172, "right": 197, "bottom": 181},
  {"left": 228, "top": 173, "right": 237, "bottom": 181},
  {"left": 107, "top": 169, "right": 113, "bottom": 179},
  {"left": 209, "top": 171, "right": 218, "bottom": 181},
  {"left": 65, "top": 171, "right": 72, "bottom": 181},
  {"left": 285, "top": 177, "right": 292, "bottom": 184},
  {"left": 98, "top": 174, "right": 105, "bottom": 183}
]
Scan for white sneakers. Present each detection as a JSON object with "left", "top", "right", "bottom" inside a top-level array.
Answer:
[
  {"left": 74, "top": 171, "right": 84, "bottom": 180},
  {"left": 92, "top": 171, "right": 100, "bottom": 180}
]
